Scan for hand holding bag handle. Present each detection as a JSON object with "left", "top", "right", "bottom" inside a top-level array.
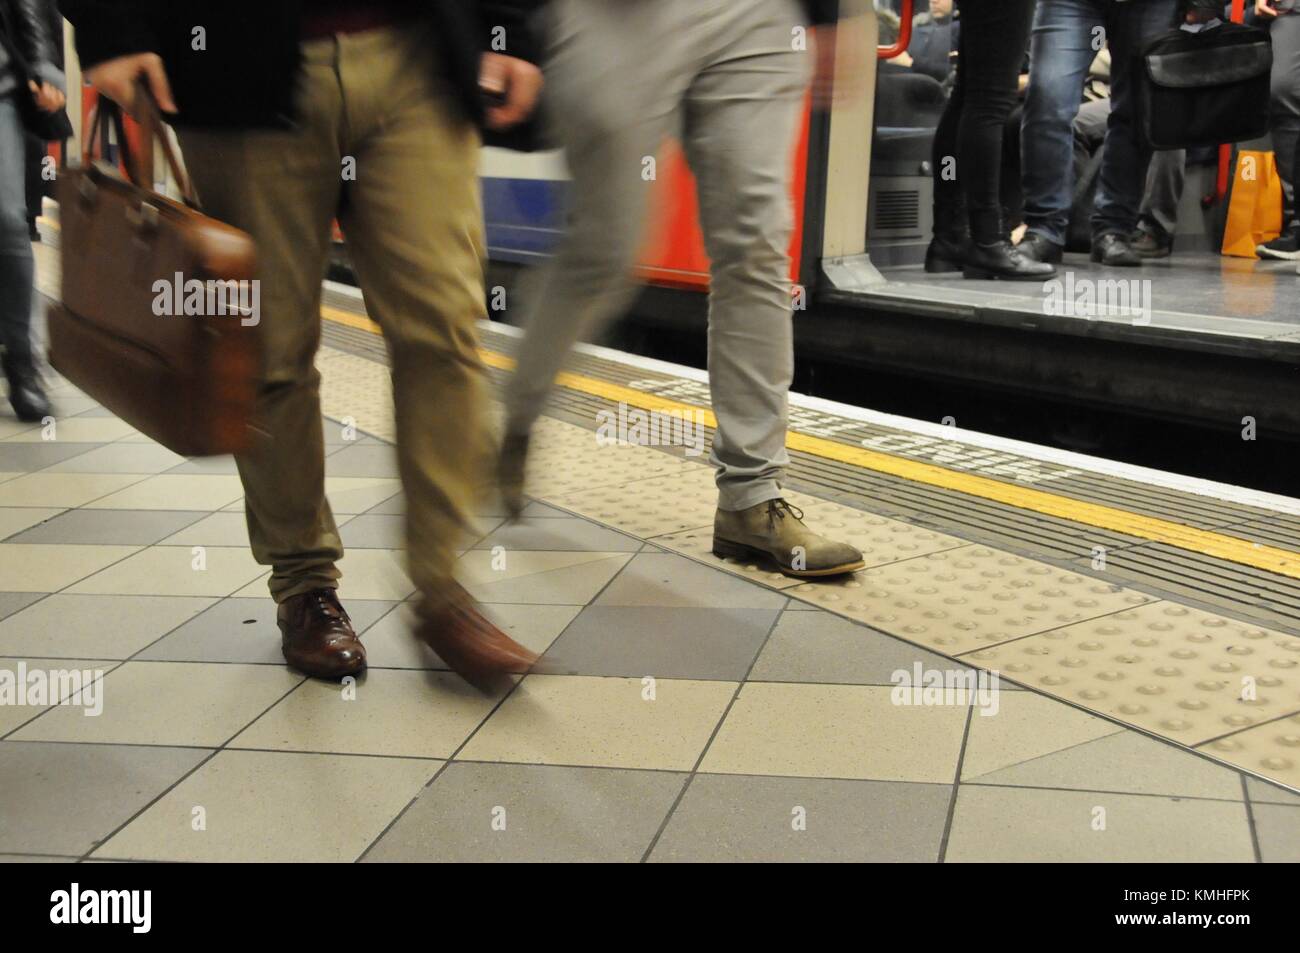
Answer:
[{"left": 84, "top": 80, "right": 201, "bottom": 210}]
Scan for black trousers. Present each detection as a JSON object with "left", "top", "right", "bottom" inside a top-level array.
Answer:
[{"left": 933, "top": 0, "right": 1036, "bottom": 244}]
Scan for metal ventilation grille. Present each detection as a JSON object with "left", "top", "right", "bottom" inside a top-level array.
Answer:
[{"left": 872, "top": 189, "right": 921, "bottom": 232}]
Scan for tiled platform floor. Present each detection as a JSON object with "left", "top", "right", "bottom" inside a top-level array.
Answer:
[{"left": 1, "top": 371, "right": 1298, "bottom": 863}]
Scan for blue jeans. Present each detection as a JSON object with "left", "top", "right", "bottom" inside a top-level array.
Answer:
[
  {"left": 1021, "top": 0, "right": 1179, "bottom": 246},
  {"left": 0, "top": 94, "right": 35, "bottom": 366}
]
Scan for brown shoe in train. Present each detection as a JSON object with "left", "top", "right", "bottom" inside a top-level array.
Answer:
[
  {"left": 277, "top": 588, "right": 367, "bottom": 678},
  {"left": 413, "top": 584, "right": 541, "bottom": 693},
  {"left": 713, "top": 499, "right": 865, "bottom": 578}
]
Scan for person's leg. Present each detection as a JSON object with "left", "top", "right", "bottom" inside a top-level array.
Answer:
[
  {"left": 682, "top": 0, "right": 861, "bottom": 576},
  {"left": 1090, "top": 0, "right": 1178, "bottom": 249},
  {"left": 175, "top": 40, "right": 345, "bottom": 605},
  {"left": 681, "top": 0, "right": 805, "bottom": 512},
  {"left": 1268, "top": 13, "right": 1300, "bottom": 234},
  {"left": 950, "top": 0, "right": 1035, "bottom": 245},
  {"left": 0, "top": 95, "right": 49, "bottom": 421},
  {"left": 23, "top": 132, "right": 45, "bottom": 240},
  {"left": 1020, "top": 0, "right": 1103, "bottom": 249},
  {"left": 334, "top": 24, "right": 493, "bottom": 605},
  {"left": 926, "top": 6, "right": 970, "bottom": 270},
  {"left": 1134, "top": 149, "right": 1184, "bottom": 257},
  {"left": 501, "top": 0, "right": 690, "bottom": 443}
]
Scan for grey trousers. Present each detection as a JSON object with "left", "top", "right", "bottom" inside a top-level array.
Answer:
[
  {"left": 503, "top": 0, "right": 811, "bottom": 511},
  {"left": 1139, "top": 149, "right": 1185, "bottom": 240},
  {"left": 1269, "top": 12, "right": 1300, "bottom": 230}
]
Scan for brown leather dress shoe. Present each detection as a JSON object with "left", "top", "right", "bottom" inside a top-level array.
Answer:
[
  {"left": 277, "top": 588, "right": 367, "bottom": 678},
  {"left": 413, "top": 584, "right": 540, "bottom": 693}
]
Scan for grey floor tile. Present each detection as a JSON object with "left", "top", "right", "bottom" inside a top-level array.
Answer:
[
  {"left": 944, "top": 785, "right": 1256, "bottom": 862},
  {"left": 1246, "top": 776, "right": 1300, "bottom": 806},
  {"left": 0, "top": 853, "right": 77, "bottom": 862},
  {"left": 472, "top": 517, "right": 642, "bottom": 553},
  {"left": 363, "top": 492, "right": 406, "bottom": 516},
  {"left": 157, "top": 512, "right": 250, "bottom": 546},
  {"left": 0, "top": 507, "right": 63, "bottom": 541},
  {"left": 649, "top": 774, "right": 951, "bottom": 862},
  {"left": 544, "top": 605, "right": 777, "bottom": 680},
  {"left": 138, "top": 598, "right": 395, "bottom": 664},
  {"left": 338, "top": 514, "right": 405, "bottom": 549},
  {"left": 363, "top": 762, "right": 687, "bottom": 862},
  {"left": 750, "top": 608, "right": 991, "bottom": 686},
  {"left": 325, "top": 443, "right": 399, "bottom": 477},
  {"left": 462, "top": 552, "right": 630, "bottom": 605},
  {"left": 0, "top": 593, "right": 43, "bottom": 622},
  {"left": 8, "top": 509, "right": 207, "bottom": 546},
  {"left": 164, "top": 456, "right": 240, "bottom": 475},
  {"left": 92, "top": 749, "right": 436, "bottom": 862},
  {"left": 1252, "top": 803, "right": 1300, "bottom": 862},
  {"left": 44, "top": 443, "right": 187, "bottom": 474},
  {"left": 967, "top": 729, "right": 1245, "bottom": 801},
  {"left": 0, "top": 594, "right": 214, "bottom": 659},
  {"left": 365, "top": 491, "right": 508, "bottom": 520},
  {"left": 595, "top": 552, "right": 788, "bottom": 610},
  {"left": 322, "top": 420, "right": 367, "bottom": 446},
  {"left": 0, "top": 442, "right": 101, "bottom": 472},
  {"left": 520, "top": 502, "right": 573, "bottom": 519},
  {"left": 0, "top": 741, "right": 208, "bottom": 856}
]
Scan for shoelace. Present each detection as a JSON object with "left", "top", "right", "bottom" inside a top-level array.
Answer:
[
  {"left": 309, "top": 589, "right": 344, "bottom": 620},
  {"left": 766, "top": 499, "right": 805, "bottom": 528}
]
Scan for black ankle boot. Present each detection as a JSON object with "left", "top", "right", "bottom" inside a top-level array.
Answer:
[
  {"left": 2, "top": 354, "right": 52, "bottom": 422},
  {"left": 925, "top": 199, "right": 969, "bottom": 274},
  {"left": 962, "top": 240, "right": 1057, "bottom": 281}
]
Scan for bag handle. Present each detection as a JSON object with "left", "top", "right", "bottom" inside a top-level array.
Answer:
[{"left": 84, "top": 80, "right": 201, "bottom": 209}]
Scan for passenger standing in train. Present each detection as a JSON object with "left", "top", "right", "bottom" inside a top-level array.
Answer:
[
  {"left": 61, "top": 0, "right": 546, "bottom": 690},
  {"left": 1256, "top": 0, "right": 1300, "bottom": 260},
  {"left": 0, "top": 0, "right": 62, "bottom": 422},
  {"left": 498, "top": 0, "right": 868, "bottom": 579},
  {"left": 1018, "top": 0, "right": 1180, "bottom": 268},
  {"left": 924, "top": 0, "right": 1054, "bottom": 279}
]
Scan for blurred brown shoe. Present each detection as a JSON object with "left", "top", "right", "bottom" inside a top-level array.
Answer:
[
  {"left": 413, "top": 584, "right": 540, "bottom": 693},
  {"left": 277, "top": 588, "right": 367, "bottom": 678}
]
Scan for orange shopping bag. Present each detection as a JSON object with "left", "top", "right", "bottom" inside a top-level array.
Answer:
[{"left": 1221, "top": 149, "right": 1283, "bottom": 258}]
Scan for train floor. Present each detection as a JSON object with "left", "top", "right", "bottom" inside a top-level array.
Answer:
[{"left": 1, "top": 245, "right": 1297, "bottom": 862}]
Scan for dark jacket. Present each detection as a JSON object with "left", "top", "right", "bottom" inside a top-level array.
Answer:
[
  {"left": 906, "top": 11, "right": 957, "bottom": 84},
  {"left": 60, "top": 0, "right": 546, "bottom": 129},
  {"left": 60, "top": 1, "right": 842, "bottom": 131},
  {"left": 0, "top": 0, "right": 64, "bottom": 98}
]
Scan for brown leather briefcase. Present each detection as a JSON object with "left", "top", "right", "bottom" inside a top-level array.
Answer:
[{"left": 49, "top": 93, "right": 260, "bottom": 457}]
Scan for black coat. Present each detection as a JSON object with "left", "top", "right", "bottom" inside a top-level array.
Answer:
[
  {"left": 0, "top": 0, "right": 63, "bottom": 94},
  {"left": 60, "top": 1, "right": 547, "bottom": 129},
  {"left": 60, "top": 1, "right": 842, "bottom": 131}
]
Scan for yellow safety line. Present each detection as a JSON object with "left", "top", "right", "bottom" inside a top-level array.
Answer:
[{"left": 321, "top": 304, "right": 1300, "bottom": 580}]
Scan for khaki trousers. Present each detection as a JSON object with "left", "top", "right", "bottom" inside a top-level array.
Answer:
[{"left": 178, "top": 24, "right": 491, "bottom": 603}]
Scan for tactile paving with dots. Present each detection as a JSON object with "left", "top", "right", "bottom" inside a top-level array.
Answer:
[
  {"left": 1200, "top": 712, "right": 1300, "bottom": 790},
  {"left": 522, "top": 422, "right": 695, "bottom": 497},
  {"left": 963, "top": 602, "right": 1300, "bottom": 745},
  {"left": 317, "top": 347, "right": 397, "bottom": 441},
  {"left": 548, "top": 467, "right": 720, "bottom": 538},
  {"left": 654, "top": 499, "right": 967, "bottom": 589},
  {"left": 785, "top": 547, "right": 1155, "bottom": 655}
]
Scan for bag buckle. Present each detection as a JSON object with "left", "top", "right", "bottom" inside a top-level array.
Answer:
[{"left": 126, "top": 202, "right": 161, "bottom": 234}]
